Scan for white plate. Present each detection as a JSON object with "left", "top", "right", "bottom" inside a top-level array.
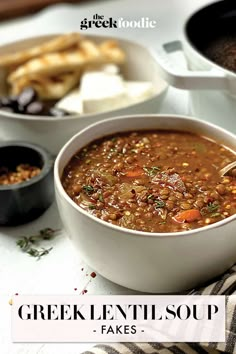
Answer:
[{"left": 0, "top": 34, "right": 168, "bottom": 154}]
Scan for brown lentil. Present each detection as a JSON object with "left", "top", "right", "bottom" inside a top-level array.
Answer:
[{"left": 0, "top": 164, "right": 41, "bottom": 185}]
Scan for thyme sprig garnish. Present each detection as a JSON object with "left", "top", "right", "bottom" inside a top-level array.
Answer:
[
  {"left": 207, "top": 202, "right": 219, "bottom": 213},
  {"left": 16, "top": 228, "right": 60, "bottom": 260},
  {"left": 143, "top": 166, "right": 160, "bottom": 177},
  {"left": 201, "top": 202, "right": 220, "bottom": 216},
  {"left": 83, "top": 185, "right": 94, "bottom": 194},
  {"left": 147, "top": 194, "right": 165, "bottom": 209},
  {"left": 155, "top": 200, "right": 166, "bottom": 209},
  {"left": 98, "top": 193, "right": 104, "bottom": 202}
]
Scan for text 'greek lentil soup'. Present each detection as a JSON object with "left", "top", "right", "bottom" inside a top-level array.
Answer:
[{"left": 62, "top": 131, "right": 236, "bottom": 233}]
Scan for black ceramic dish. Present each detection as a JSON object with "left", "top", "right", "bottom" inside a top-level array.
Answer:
[{"left": 0, "top": 141, "right": 54, "bottom": 226}]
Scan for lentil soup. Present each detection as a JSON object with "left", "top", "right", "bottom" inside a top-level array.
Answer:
[{"left": 62, "top": 131, "right": 236, "bottom": 233}]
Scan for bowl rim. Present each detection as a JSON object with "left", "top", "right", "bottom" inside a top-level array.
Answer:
[
  {"left": 54, "top": 113, "right": 236, "bottom": 239},
  {"left": 0, "top": 33, "right": 168, "bottom": 121},
  {"left": 0, "top": 141, "right": 53, "bottom": 191}
]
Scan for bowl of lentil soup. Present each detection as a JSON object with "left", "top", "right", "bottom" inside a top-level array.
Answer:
[
  {"left": 55, "top": 114, "right": 236, "bottom": 292},
  {"left": 0, "top": 141, "right": 54, "bottom": 225}
]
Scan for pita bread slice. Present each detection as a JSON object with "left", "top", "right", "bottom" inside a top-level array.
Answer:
[
  {"left": 11, "top": 70, "right": 81, "bottom": 100},
  {"left": 8, "top": 40, "right": 125, "bottom": 83},
  {"left": 0, "top": 33, "right": 82, "bottom": 67}
]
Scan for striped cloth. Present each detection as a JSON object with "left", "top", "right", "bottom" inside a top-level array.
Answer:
[{"left": 83, "top": 265, "right": 236, "bottom": 354}]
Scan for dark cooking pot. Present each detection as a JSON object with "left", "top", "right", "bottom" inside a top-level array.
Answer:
[{"left": 154, "top": 0, "right": 236, "bottom": 132}]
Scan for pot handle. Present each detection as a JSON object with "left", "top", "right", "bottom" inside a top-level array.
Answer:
[{"left": 153, "top": 40, "right": 232, "bottom": 91}]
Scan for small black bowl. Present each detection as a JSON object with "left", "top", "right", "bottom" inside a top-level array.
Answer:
[{"left": 0, "top": 141, "right": 54, "bottom": 226}]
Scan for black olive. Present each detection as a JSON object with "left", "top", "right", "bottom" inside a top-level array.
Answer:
[
  {"left": 9, "top": 95, "right": 18, "bottom": 103},
  {"left": 18, "top": 87, "right": 37, "bottom": 108},
  {"left": 0, "top": 95, "right": 20, "bottom": 112},
  {"left": 16, "top": 105, "right": 26, "bottom": 114},
  {"left": 10, "top": 95, "right": 22, "bottom": 112},
  {"left": 25, "top": 101, "right": 44, "bottom": 115},
  {"left": 49, "top": 107, "right": 70, "bottom": 117},
  {"left": 0, "top": 97, "right": 12, "bottom": 108}
]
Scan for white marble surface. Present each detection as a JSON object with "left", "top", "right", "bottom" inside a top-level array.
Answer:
[{"left": 0, "top": 0, "right": 211, "bottom": 353}]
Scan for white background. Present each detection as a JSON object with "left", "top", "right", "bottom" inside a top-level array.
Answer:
[{"left": 0, "top": 0, "right": 214, "bottom": 353}]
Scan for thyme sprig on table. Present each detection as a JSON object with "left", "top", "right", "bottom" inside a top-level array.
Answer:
[{"left": 16, "top": 228, "right": 60, "bottom": 260}]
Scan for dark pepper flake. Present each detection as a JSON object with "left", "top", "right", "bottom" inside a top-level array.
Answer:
[{"left": 90, "top": 272, "right": 96, "bottom": 278}]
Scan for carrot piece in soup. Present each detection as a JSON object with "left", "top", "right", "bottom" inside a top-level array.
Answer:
[
  {"left": 125, "top": 169, "right": 144, "bottom": 178},
  {"left": 173, "top": 209, "right": 201, "bottom": 223}
]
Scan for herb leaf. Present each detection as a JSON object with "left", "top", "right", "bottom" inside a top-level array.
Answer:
[
  {"left": 17, "top": 237, "right": 30, "bottom": 251},
  {"left": 39, "top": 227, "right": 58, "bottom": 240},
  {"left": 98, "top": 193, "right": 104, "bottom": 202},
  {"left": 155, "top": 200, "right": 165, "bottom": 209},
  {"left": 147, "top": 195, "right": 165, "bottom": 209},
  {"left": 16, "top": 228, "right": 59, "bottom": 260},
  {"left": 83, "top": 185, "right": 94, "bottom": 194},
  {"left": 143, "top": 166, "right": 160, "bottom": 177},
  {"left": 28, "top": 247, "right": 53, "bottom": 260},
  {"left": 207, "top": 202, "right": 219, "bottom": 213},
  {"left": 89, "top": 204, "right": 96, "bottom": 210}
]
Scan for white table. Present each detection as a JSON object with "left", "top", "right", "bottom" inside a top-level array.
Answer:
[{"left": 0, "top": 0, "right": 211, "bottom": 353}]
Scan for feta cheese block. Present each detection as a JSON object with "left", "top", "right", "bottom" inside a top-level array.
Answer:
[
  {"left": 55, "top": 68, "right": 155, "bottom": 115},
  {"left": 56, "top": 89, "right": 83, "bottom": 114},
  {"left": 125, "top": 81, "right": 155, "bottom": 104},
  {"left": 80, "top": 71, "right": 128, "bottom": 114},
  {"left": 102, "top": 64, "right": 120, "bottom": 75}
]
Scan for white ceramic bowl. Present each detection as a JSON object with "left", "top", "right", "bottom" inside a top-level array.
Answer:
[
  {"left": 54, "top": 114, "right": 236, "bottom": 293},
  {"left": 0, "top": 34, "right": 167, "bottom": 155}
]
